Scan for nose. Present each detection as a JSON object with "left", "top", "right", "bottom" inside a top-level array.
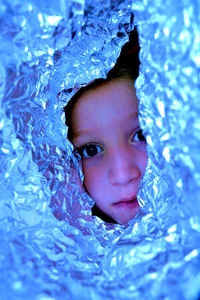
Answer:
[{"left": 108, "top": 146, "right": 141, "bottom": 185}]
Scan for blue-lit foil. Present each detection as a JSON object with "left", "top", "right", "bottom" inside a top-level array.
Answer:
[{"left": 0, "top": 0, "right": 200, "bottom": 299}]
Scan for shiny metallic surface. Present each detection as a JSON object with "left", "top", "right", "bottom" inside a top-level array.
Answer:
[{"left": 0, "top": 0, "right": 199, "bottom": 299}]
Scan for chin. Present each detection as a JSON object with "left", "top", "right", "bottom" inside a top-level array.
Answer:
[
  {"left": 115, "top": 212, "right": 139, "bottom": 225},
  {"left": 115, "top": 216, "right": 131, "bottom": 225}
]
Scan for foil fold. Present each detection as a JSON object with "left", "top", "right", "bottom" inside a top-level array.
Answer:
[{"left": 0, "top": 0, "right": 200, "bottom": 299}]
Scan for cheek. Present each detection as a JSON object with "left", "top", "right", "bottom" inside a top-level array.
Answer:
[
  {"left": 140, "top": 149, "right": 148, "bottom": 176},
  {"left": 82, "top": 161, "right": 105, "bottom": 199}
]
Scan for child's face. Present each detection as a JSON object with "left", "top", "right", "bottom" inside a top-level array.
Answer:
[{"left": 70, "top": 78, "right": 147, "bottom": 225}]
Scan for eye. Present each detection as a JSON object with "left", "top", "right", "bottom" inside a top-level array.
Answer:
[
  {"left": 131, "top": 129, "right": 146, "bottom": 143},
  {"left": 77, "top": 143, "right": 104, "bottom": 158}
]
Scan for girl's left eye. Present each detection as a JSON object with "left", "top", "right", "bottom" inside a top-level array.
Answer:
[{"left": 131, "top": 129, "right": 146, "bottom": 143}]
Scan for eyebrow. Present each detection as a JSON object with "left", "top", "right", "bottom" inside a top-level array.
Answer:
[
  {"left": 72, "top": 129, "right": 94, "bottom": 138},
  {"left": 72, "top": 111, "right": 139, "bottom": 139}
]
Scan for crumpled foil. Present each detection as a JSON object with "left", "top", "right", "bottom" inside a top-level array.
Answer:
[{"left": 0, "top": 0, "right": 200, "bottom": 299}]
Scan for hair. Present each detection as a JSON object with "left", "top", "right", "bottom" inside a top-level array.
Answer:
[{"left": 64, "top": 27, "right": 140, "bottom": 140}]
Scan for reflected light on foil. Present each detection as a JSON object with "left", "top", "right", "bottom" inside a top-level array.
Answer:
[{"left": 0, "top": 0, "right": 200, "bottom": 299}]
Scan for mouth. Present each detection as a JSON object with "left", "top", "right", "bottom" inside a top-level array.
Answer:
[{"left": 113, "top": 197, "right": 139, "bottom": 209}]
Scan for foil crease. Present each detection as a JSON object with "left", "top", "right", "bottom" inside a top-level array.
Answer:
[{"left": 0, "top": 0, "right": 200, "bottom": 299}]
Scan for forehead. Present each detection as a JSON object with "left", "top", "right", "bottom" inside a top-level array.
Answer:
[
  {"left": 71, "top": 78, "right": 138, "bottom": 134},
  {"left": 74, "top": 78, "right": 137, "bottom": 114}
]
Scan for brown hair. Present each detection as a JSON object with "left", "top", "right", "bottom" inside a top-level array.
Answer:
[{"left": 64, "top": 27, "right": 140, "bottom": 140}]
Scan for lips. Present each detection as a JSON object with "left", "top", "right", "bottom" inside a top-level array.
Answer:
[
  {"left": 120, "top": 196, "right": 137, "bottom": 202},
  {"left": 113, "top": 196, "right": 139, "bottom": 209}
]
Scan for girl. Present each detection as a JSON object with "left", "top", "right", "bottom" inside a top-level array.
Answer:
[{"left": 64, "top": 28, "right": 147, "bottom": 224}]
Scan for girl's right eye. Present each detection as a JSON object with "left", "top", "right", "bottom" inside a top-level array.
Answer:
[{"left": 77, "top": 144, "right": 104, "bottom": 158}]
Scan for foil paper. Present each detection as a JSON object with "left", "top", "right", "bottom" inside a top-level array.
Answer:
[{"left": 0, "top": 0, "right": 200, "bottom": 299}]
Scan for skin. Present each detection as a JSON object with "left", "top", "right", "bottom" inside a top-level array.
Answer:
[{"left": 70, "top": 78, "right": 147, "bottom": 225}]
